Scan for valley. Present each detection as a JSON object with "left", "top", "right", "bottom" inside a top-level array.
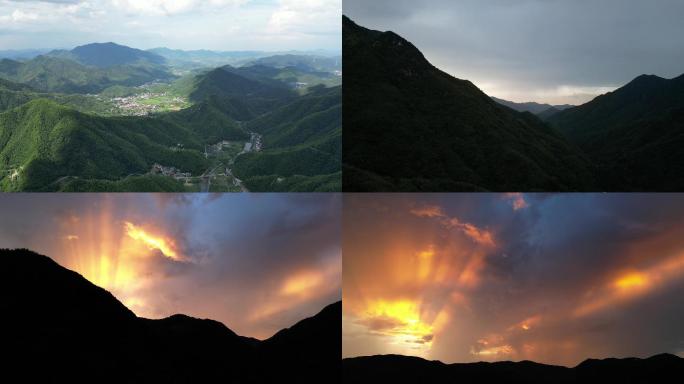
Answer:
[{"left": 0, "top": 42, "right": 341, "bottom": 192}]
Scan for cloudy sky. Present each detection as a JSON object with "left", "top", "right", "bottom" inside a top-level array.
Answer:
[
  {"left": 343, "top": 194, "right": 684, "bottom": 367},
  {"left": 0, "top": 0, "right": 341, "bottom": 51},
  {"left": 344, "top": 0, "right": 684, "bottom": 105},
  {"left": 0, "top": 193, "right": 341, "bottom": 339}
]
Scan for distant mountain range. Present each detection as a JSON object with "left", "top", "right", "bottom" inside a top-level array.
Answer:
[
  {"left": 491, "top": 96, "right": 574, "bottom": 118},
  {"left": 343, "top": 354, "right": 684, "bottom": 384},
  {"left": 0, "top": 248, "right": 340, "bottom": 383},
  {"left": 0, "top": 42, "right": 341, "bottom": 192},
  {"left": 48, "top": 42, "right": 167, "bottom": 68},
  {"left": 342, "top": 16, "right": 596, "bottom": 191},
  {"left": 343, "top": 15, "right": 684, "bottom": 192}
]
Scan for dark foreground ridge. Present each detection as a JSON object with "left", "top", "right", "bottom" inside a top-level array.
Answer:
[
  {"left": 0, "top": 248, "right": 341, "bottom": 383},
  {"left": 342, "top": 15, "right": 597, "bottom": 192},
  {"left": 343, "top": 353, "right": 684, "bottom": 384}
]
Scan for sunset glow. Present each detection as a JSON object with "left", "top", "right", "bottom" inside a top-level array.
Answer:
[
  {"left": 124, "top": 221, "right": 181, "bottom": 261},
  {"left": 0, "top": 194, "right": 341, "bottom": 340},
  {"left": 343, "top": 194, "right": 684, "bottom": 367}
]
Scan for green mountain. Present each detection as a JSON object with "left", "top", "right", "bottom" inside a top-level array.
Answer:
[
  {"left": 0, "top": 78, "right": 36, "bottom": 111},
  {"left": 342, "top": 16, "right": 596, "bottom": 192},
  {"left": 249, "top": 54, "right": 341, "bottom": 72},
  {"left": 233, "top": 85, "right": 341, "bottom": 191},
  {"left": 189, "top": 65, "right": 294, "bottom": 103},
  {"left": 49, "top": 42, "right": 166, "bottom": 68},
  {"left": 148, "top": 47, "right": 266, "bottom": 70},
  {"left": 0, "top": 55, "right": 341, "bottom": 191},
  {"left": 0, "top": 99, "right": 207, "bottom": 191},
  {"left": 548, "top": 74, "right": 684, "bottom": 190},
  {"left": 0, "top": 55, "right": 173, "bottom": 94}
]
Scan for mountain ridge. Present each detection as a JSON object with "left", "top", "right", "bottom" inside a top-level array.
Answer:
[
  {"left": 0, "top": 248, "right": 340, "bottom": 382},
  {"left": 343, "top": 353, "right": 684, "bottom": 384},
  {"left": 342, "top": 15, "right": 597, "bottom": 192},
  {"left": 548, "top": 72, "right": 684, "bottom": 190}
]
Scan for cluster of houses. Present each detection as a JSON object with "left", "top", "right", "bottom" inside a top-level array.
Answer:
[{"left": 150, "top": 164, "right": 191, "bottom": 180}]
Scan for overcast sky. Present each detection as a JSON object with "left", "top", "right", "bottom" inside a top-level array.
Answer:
[
  {"left": 343, "top": 193, "right": 684, "bottom": 367},
  {"left": 344, "top": 0, "right": 684, "bottom": 105},
  {"left": 0, "top": 0, "right": 341, "bottom": 52},
  {"left": 0, "top": 193, "right": 341, "bottom": 339}
]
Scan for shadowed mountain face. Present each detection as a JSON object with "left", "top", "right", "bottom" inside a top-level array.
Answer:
[
  {"left": 0, "top": 248, "right": 341, "bottom": 383},
  {"left": 342, "top": 16, "right": 597, "bottom": 192},
  {"left": 491, "top": 96, "right": 574, "bottom": 115},
  {"left": 343, "top": 354, "right": 684, "bottom": 384},
  {"left": 548, "top": 74, "right": 684, "bottom": 190}
]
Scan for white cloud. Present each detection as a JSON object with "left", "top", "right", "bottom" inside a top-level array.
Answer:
[
  {"left": 267, "top": 0, "right": 340, "bottom": 35},
  {"left": 110, "top": 0, "right": 249, "bottom": 16}
]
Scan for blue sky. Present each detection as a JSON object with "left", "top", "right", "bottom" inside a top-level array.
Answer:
[{"left": 0, "top": 0, "right": 341, "bottom": 51}]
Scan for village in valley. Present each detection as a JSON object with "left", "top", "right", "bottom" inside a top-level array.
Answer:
[{"left": 150, "top": 131, "right": 263, "bottom": 192}]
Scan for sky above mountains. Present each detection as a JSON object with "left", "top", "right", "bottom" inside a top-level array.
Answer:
[
  {"left": 0, "top": 193, "right": 341, "bottom": 339},
  {"left": 343, "top": 194, "right": 684, "bottom": 366},
  {"left": 344, "top": 0, "right": 684, "bottom": 105},
  {"left": 0, "top": 0, "right": 341, "bottom": 52}
]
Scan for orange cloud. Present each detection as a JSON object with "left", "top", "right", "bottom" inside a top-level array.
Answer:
[
  {"left": 410, "top": 204, "right": 446, "bottom": 218},
  {"left": 445, "top": 218, "right": 496, "bottom": 247},
  {"left": 124, "top": 221, "right": 183, "bottom": 261},
  {"left": 574, "top": 251, "right": 684, "bottom": 317},
  {"left": 505, "top": 193, "right": 529, "bottom": 211},
  {"left": 281, "top": 270, "right": 324, "bottom": 297},
  {"left": 411, "top": 204, "right": 496, "bottom": 247}
]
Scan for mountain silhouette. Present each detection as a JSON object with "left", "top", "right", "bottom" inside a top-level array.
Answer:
[
  {"left": 548, "top": 73, "right": 684, "bottom": 190},
  {"left": 491, "top": 96, "right": 573, "bottom": 115},
  {"left": 342, "top": 16, "right": 597, "bottom": 192},
  {"left": 343, "top": 353, "right": 684, "bottom": 384},
  {"left": 0, "top": 248, "right": 340, "bottom": 383}
]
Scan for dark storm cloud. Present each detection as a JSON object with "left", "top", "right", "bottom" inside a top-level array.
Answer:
[
  {"left": 0, "top": 194, "right": 341, "bottom": 339},
  {"left": 343, "top": 194, "right": 684, "bottom": 366},
  {"left": 344, "top": 0, "right": 684, "bottom": 104}
]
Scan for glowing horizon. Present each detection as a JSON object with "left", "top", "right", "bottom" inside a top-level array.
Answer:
[
  {"left": 0, "top": 193, "right": 342, "bottom": 339},
  {"left": 343, "top": 194, "right": 684, "bottom": 367}
]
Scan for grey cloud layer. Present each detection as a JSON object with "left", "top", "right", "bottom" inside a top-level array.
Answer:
[{"left": 344, "top": 0, "right": 684, "bottom": 103}]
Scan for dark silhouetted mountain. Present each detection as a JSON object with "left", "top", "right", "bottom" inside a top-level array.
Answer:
[
  {"left": 0, "top": 248, "right": 341, "bottom": 383},
  {"left": 537, "top": 106, "right": 563, "bottom": 121},
  {"left": 342, "top": 16, "right": 597, "bottom": 192},
  {"left": 548, "top": 73, "right": 684, "bottom": 190},
  {"left": 343, "top": 353, "right": 684, "bottom": 384},
  {"left": 50, "top": 42, "right": 167, "bottom": 68},
  {"left": 491, "top": 96, "right": 574, "bottom": 115}
]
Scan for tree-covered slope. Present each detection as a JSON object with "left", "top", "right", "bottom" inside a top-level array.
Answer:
[
  {"left": 342, "top": 16, "right": 596, "bottom": 192},
  {"left": 548, "top": 74, "right": 684, "bottom": 190},
  {"left": 0, "top": 99, "right": 207, "bottom": 191},
  {"left": 0, "top": 50, "right": 341, "bottom": 192},
  {"left": 232, "top": 85, "right": 341, "bottom": 191},
  {"left": 0, "top": 55, "right": 173, "bottom": 94}
]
